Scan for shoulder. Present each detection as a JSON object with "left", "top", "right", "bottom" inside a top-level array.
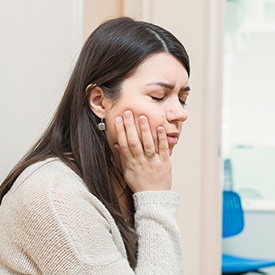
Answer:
[
  {"left": 3, "top": 158, "right": 117, "bottom": 237},
  {"left": 14, "top": 158, "right": 83, "bottom": 190},
  {"left": 12, "top": 158, "right": 86, "bottom": 196},
  {"left": 7, "top": 158, "right": 108, "bottom": 219}
]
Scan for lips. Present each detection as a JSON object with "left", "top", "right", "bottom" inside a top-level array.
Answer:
[{"left": 167, "top": 133, "right": 179, "bottom": 145}]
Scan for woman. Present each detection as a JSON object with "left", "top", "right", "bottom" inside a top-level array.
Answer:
[{"left": 0, "top": 17, "right": 190, "bottom": 274}]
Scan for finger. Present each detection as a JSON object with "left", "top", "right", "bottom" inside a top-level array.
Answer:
[
  {"left": 139, "top": 115, "right": 155, "bottom": 156},
  {"left": 157, "top": 126, "right": 169, "bottom": 160},
  {"left": 115, "top": 116, "right": 132, "bottom": 158},
  {"left": 123, "top": 110, "right": 143, "bottom": 157}
]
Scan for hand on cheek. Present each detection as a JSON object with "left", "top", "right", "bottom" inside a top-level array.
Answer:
[{"left": 114, "top": 110, "right": 171, "bottom": 193}]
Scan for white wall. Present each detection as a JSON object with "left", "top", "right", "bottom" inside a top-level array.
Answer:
[
  {"left": 222, "top": 0, "right": 275, "bottom": 201},
  {"left": 0, "top": 0, "right": 83, "bottom": 180},
  {"left": 223, "top": 0, "right": 275, "bottom": 148}
]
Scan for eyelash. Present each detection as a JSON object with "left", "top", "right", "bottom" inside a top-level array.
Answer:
[
  {"left": 151, "top": 96, "right": 187, "bottom": 106},
  {"left": 179, "top": 99, "right": 187, "bottom": 106},
  {"left": 151, "top": 96, "right": 165, "bottom": 102}
]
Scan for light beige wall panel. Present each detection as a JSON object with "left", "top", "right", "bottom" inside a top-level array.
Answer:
[
  {"left": 149, "top": 4, "right": 206, "bottom": 274},
  {"left": 83, "top": 0, "right": 123, "bottom": 40}
]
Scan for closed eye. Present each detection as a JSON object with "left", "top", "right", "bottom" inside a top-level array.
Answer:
[
  {"left": 151, "top": 96, "right": 165, "bottom": 102},
  {"left": 152, "top": 96, "right": 187, "bottom": 106},
  {"left": 179, "top": 98, "right": 187, "bottom": 106}
]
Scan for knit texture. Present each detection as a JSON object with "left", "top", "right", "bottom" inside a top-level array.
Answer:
[{"left": 0, "top": 158, "right": 184, "bottom": 274}]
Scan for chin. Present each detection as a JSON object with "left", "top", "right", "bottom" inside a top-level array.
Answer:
[{"left": 169, "top": 147, "right": 174, "bottom": 156}]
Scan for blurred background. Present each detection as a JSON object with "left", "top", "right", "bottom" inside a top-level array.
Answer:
[{"left": 222, "top": 0, "right": 275, "bottom": 274}]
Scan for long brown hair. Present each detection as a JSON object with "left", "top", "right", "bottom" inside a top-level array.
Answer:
[{"left": 0, "top": 17, "right": 190, "bottom": 268}]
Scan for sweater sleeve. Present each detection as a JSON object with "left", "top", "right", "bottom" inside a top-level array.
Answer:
[{"left": 133, "top": 191, "right": 184, "bottom": 275}]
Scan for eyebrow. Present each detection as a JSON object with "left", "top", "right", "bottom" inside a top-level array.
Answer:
[{"left": 146, "top": 81, "right": 191, "bottom": 92}]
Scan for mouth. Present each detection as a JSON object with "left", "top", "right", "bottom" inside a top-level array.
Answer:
[{"left": 166, "top": 133, "right": 179, "bottom": 145}]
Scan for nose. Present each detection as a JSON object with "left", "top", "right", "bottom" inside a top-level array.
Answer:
[{"left": 166, "top": 100, "right": 188, "bottom": 122}]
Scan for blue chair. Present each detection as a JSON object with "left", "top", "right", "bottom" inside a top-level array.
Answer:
[{"left": 222, "top": 190, "right": 275, "bottom": 274}]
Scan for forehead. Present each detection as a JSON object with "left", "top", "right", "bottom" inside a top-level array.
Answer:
[{"left": 130, "top": 52, "right": 188, "bottom": 84}]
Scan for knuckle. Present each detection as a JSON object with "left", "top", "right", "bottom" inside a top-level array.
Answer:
[
  {"left": 143, "top": 143, "right": 151, "bottom": 152},
  {"left": 159, "top": 145, "right": 169, "bottom": 152},
  {"left": 119, "top": 142, "right": 128, "bottom": 151},
  {"left": 128, "top": 138, "right": 139, "bottom": 148}
]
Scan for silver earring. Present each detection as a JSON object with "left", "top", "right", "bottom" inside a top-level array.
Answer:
[{"left": 97, "top": 118, "right": 106, "bottom": 131}]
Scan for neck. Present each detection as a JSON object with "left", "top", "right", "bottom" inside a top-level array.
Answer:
[
  {"left": 112, "top": 151, "right": 134, "bottom": 224},
  {"left": 114, "top": 178, "right": 133, "bottom": 224}
]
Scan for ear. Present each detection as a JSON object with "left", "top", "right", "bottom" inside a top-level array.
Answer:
[{"left": 87, "top": 84, "right": 106, "bottom": 118}]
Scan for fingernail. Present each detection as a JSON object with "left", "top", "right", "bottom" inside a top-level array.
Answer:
[
  {"left": 115, "top": 116, "right": 123, "bottom": 124},
  {"left": 157, "top": 127, "right": 164, "bottom": 134},
  {"left": 124, "top": 110, "right": 132, "bottom": 119},
  {"left": 139, "top": 116, "right": 146, "bottom": 124}
]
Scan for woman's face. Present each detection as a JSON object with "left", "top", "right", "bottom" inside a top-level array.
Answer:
[{"left": 104, "top": 52, "right": 190, "bottom": 156}]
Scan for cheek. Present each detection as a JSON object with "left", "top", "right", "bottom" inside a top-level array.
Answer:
[
  {"left": 133, "top": 110, "right": 166, "bottom": 141},
  {"left": 146, "top": 112, "right": 166, "bottom": 127},
  {"left": 135, "top": 106, "right": 163, "bottom": 119},
  {"left": 104, "top": 122, "right": 116, "bottom": 148},
  {"left": 106, "top": 102, "right": 166, "bottom": 145}
]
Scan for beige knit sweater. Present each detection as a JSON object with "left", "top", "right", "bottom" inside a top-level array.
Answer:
[{"left": 0, "top": 158, "right": 184, "bottom": 274}]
